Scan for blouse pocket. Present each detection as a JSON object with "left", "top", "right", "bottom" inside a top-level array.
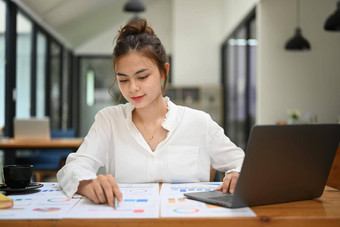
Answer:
[{"left": 167, "top": 146, "right": 199, "bottom": 180}]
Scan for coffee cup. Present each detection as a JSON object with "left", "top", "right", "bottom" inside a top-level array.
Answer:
[{"left": 3, "top": 164, "right": 33, "bottom": 189}]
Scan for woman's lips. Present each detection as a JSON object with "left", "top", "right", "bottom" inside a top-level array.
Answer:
[{"left": 131, "top": 95, "right": 145, "bottom": 102}]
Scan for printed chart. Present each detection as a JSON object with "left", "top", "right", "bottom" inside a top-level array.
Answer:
[
  {"left": 65, "top": 183, "right": 160, "bottom": 219},
  {"left": 0, "top": 183, "right": 80, "bottom": 219},
  {"left": 160, "top": 182, "right": 256, "bottom": 218},
  {"left": 0, "top": 182, "right": 256, "bottom": 219}
]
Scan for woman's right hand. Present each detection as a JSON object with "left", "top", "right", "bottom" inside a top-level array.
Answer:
[{"left": 77, "top": 174, "right": 122, "bottom": 207}]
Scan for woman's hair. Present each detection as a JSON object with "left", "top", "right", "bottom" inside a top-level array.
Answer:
[{"left": 111, "top": 18, "right": 169, "bottom": 97}]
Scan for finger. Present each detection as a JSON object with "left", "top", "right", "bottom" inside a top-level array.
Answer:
[
  {"left": 107, "top": 174, "right": 123, "bottom": 202},
  {"left": 215, "top": 184, "right": 223, "bottom": 191},
  {"left": 223, "top": 175, "right": 232, "bottom": 193},
  {"left": 100, "top": 176, "right": 115, "bottom": 207},
  {"left": 93, "top": 177, "right": 107, "bottom": 204},
  {"left": 87, "top": 187, "right": 100, "bottom": 204},
  {"left": 229, "top": 175, "right": 238, "bottom": 194}
]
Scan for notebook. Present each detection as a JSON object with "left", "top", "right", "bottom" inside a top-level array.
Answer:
[
  {"left": 14, "top": 118, "right": 51, "bottom": 141},
  {"left": 184, "top": 124, "right": 340, "bottom": 208},
  {"left": 0, "top": 193, "right": 13, "bottom": 209}
]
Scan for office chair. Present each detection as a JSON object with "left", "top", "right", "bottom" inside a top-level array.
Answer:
[{"left": 16, "top": 129, "right": 75, "bottom": 182}]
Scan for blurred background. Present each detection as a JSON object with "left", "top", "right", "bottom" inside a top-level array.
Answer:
[{"left": 0, "top": 0, "right": 339, "bottom": 151}]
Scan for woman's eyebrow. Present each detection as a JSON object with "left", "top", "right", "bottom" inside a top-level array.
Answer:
[{"left": 117, "top": 68, "right": 149, "bottom": 77}]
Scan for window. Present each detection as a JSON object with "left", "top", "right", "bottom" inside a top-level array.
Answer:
[
  {"left": 61, "top": 50, "right": 71, "bottom": 130},
  {"left": 1, "top": 1, "right": 79, "bottom": 138},
  {"left": 0, "top": 0, "right": 5, "bottom": 131},
  {"left": 49, "top": 41, "right": 61, "bottom": 130},
  {"left": 16, "top": 11, "right": 32, "bottom": 118},
  {"left": 36, "top": 31, "right": 46, "bottom": 118},
  {"left": 222, "top": 9, "right": 256, "bottom": 150}
]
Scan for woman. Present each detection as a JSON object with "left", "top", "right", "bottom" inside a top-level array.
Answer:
[{"left": 57, "top": 18, "right": 244, "bottom": 207}]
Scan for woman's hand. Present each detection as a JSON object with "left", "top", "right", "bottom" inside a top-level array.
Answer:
[
  {"left": 77, "top": 174, "right": 122, "bottom": 207},
  {"left": 215, "top": 172, "right": 240, "bottom": 194}
]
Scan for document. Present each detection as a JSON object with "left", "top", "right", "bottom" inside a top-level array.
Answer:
[
  {"left": 0, "top": 182, "right": 256, "bottom": 219},
  {"left": 160, "top": 182, "right": 256, "bottom": 217},
  {"left": 65, "top": 183, "right": 159, "bottom": 219},
  {"left": 0, "top": 183, "right": 80, "bottom": 219}
]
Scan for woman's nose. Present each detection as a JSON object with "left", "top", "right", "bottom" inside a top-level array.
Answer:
[{"left": 129, "top": 80, "right": 140, "bottom": 91}]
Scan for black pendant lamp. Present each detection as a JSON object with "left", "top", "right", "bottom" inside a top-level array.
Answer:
[
  {"left": 124, "top": 0, "right": 146, "bottom": 13},
  {"left": 324, "top": 1, "right": 340, "bottom": 31},
  {"left": 285, "top": 0, "right": 311, "bottom": 51}
]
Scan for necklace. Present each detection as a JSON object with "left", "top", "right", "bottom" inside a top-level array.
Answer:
[
  {"left": 139, "top": 117, "right": 163, "bottom": 141},
  {"left": 134, "top": 98, "right": 168, "bottom": 141}
]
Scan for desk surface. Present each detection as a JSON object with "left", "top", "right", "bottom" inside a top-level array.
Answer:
[
  {"left": 1, "top": 186, "right": 339, "bottom": 227},
  {"left": 0, "top": 138, "right": 84, "bottom": 164},
  {"left": 0, "top": 138, "right": 83, "bottom": 149}
]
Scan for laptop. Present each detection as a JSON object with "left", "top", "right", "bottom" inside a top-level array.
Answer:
[
  {"left": 184, "top": 124, "right": 340, "bottom": 208},
  {"left": 14, "top": 118, "right": 51, "bottom": 141}
]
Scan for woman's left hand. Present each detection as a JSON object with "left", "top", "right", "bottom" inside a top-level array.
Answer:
[{"left": 215, "top": 172, "right": 240, "bottom": 194}]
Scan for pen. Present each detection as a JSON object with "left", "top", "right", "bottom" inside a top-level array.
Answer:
[{"left": 114, "top": 197, "right": 118, "bottom": 210}]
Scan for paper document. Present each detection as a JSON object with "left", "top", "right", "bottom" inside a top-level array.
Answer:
[
  {"left": 65, "top": 183, "right": 159, "bottom": 219},
  {"left": 0, "top": 183, "right": 81, "bottom": 220},
  {"left": 160, "top": 182, "right": 256, "bottom": 218}
]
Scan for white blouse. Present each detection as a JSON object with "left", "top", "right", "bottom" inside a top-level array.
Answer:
[{"left": 57, "top": 98, "right": 245, "bottom": 198}]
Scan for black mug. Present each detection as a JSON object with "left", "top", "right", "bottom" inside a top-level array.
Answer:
[{"left": 3, "top": 164, "right": 33, "bottom": 188}]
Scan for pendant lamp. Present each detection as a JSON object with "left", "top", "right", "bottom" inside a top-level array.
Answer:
[
  {"left": 285, "top": 0, "right": 311, "bottom": 51},
  {"left": 324, "top": 1, "right": 340, "bottom": 31},
  {"left": 124, "top": 0, "right": 146, "bottom": 13}
]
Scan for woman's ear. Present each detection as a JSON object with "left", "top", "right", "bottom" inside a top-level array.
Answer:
[
  {"left": 161, "top": 63, "right": 170, "bottom": 81},
  {"left": 164, "top": 63, "right": 170, "bottom": 75},
  {"left": 164, "top": 63, "right": 170, "bottom": 76}
]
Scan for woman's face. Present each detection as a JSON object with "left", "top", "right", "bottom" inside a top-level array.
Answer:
[{"left": 116, "top": 52, "right": 164, "bottom": 109}]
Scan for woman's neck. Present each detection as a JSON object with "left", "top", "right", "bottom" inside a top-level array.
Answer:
[{"left": 133, "top": 95, "right": 167, "bottom": 124}]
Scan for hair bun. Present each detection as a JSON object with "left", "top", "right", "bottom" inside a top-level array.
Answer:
[{"left": 117, "top": 18, "right": 155, "bottom": 41}]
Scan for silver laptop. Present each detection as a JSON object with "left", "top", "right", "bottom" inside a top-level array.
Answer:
[
  {"left": 184, "top": 124, "right": 340, "bottom": 208},
  {"left": 14, "top": 118, "right": 51, "bottom": 141}
]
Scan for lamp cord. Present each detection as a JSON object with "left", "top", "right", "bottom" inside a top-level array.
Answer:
[{"left": 296, "top": 0, "right": 300, "bottom": 28}]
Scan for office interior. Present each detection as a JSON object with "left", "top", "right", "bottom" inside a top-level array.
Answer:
[{"left": 0, "top": 0, "right": 339, "bottom": 181}]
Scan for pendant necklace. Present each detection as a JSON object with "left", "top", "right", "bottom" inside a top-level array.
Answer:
[{"left": 139, "top": 118, "right": 163, "bottom": 141}]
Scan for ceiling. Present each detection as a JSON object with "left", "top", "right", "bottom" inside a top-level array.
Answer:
[{"left": 16, "top": 0, "right": 151, "bottom": 48}]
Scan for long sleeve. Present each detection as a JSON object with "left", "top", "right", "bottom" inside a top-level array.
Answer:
[
  {"left": 57, "top": 111, "right": 112, "bottom": 198},
  {"left": 206, "top": 116, "right": 245, "bottom": 173}
]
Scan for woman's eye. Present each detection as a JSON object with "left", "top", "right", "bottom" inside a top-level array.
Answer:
[
  {"left": 119, "top": 79, "right": 128, "bottom": 83},
  {"left": 139, "top": 75, "right": 149, "bottom": 80}
]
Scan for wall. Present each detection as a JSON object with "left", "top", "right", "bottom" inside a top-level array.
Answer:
[
  {"left": 257, "top": 0, "right": 340, "bottom": 124},
  {"left": 75, "top": 0, "right": 172, "bottom": 55},
  {"left": 172, "top": 0, "right": 223, "bottom": 86},
  {"left": 221, "top": 0, "right": 257, "bottom": 42}
]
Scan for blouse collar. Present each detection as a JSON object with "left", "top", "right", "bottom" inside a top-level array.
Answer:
[{"left": 125, "top": 96, "right": 178, "bottom": 132}]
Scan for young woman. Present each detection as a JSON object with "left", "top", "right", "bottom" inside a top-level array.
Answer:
[{"left": 57, "top": 18, "right": 244, "bottom": 207}]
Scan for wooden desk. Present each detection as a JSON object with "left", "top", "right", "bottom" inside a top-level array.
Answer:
[
  {"left": 327, "top": 145, "right": 340, "bottom": 190},
  {"left": 0, "top": 138, "right": 83, "bottom": 165},
  {"left": 0, "top": 186, "right": 339, "bottom": 227}
]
